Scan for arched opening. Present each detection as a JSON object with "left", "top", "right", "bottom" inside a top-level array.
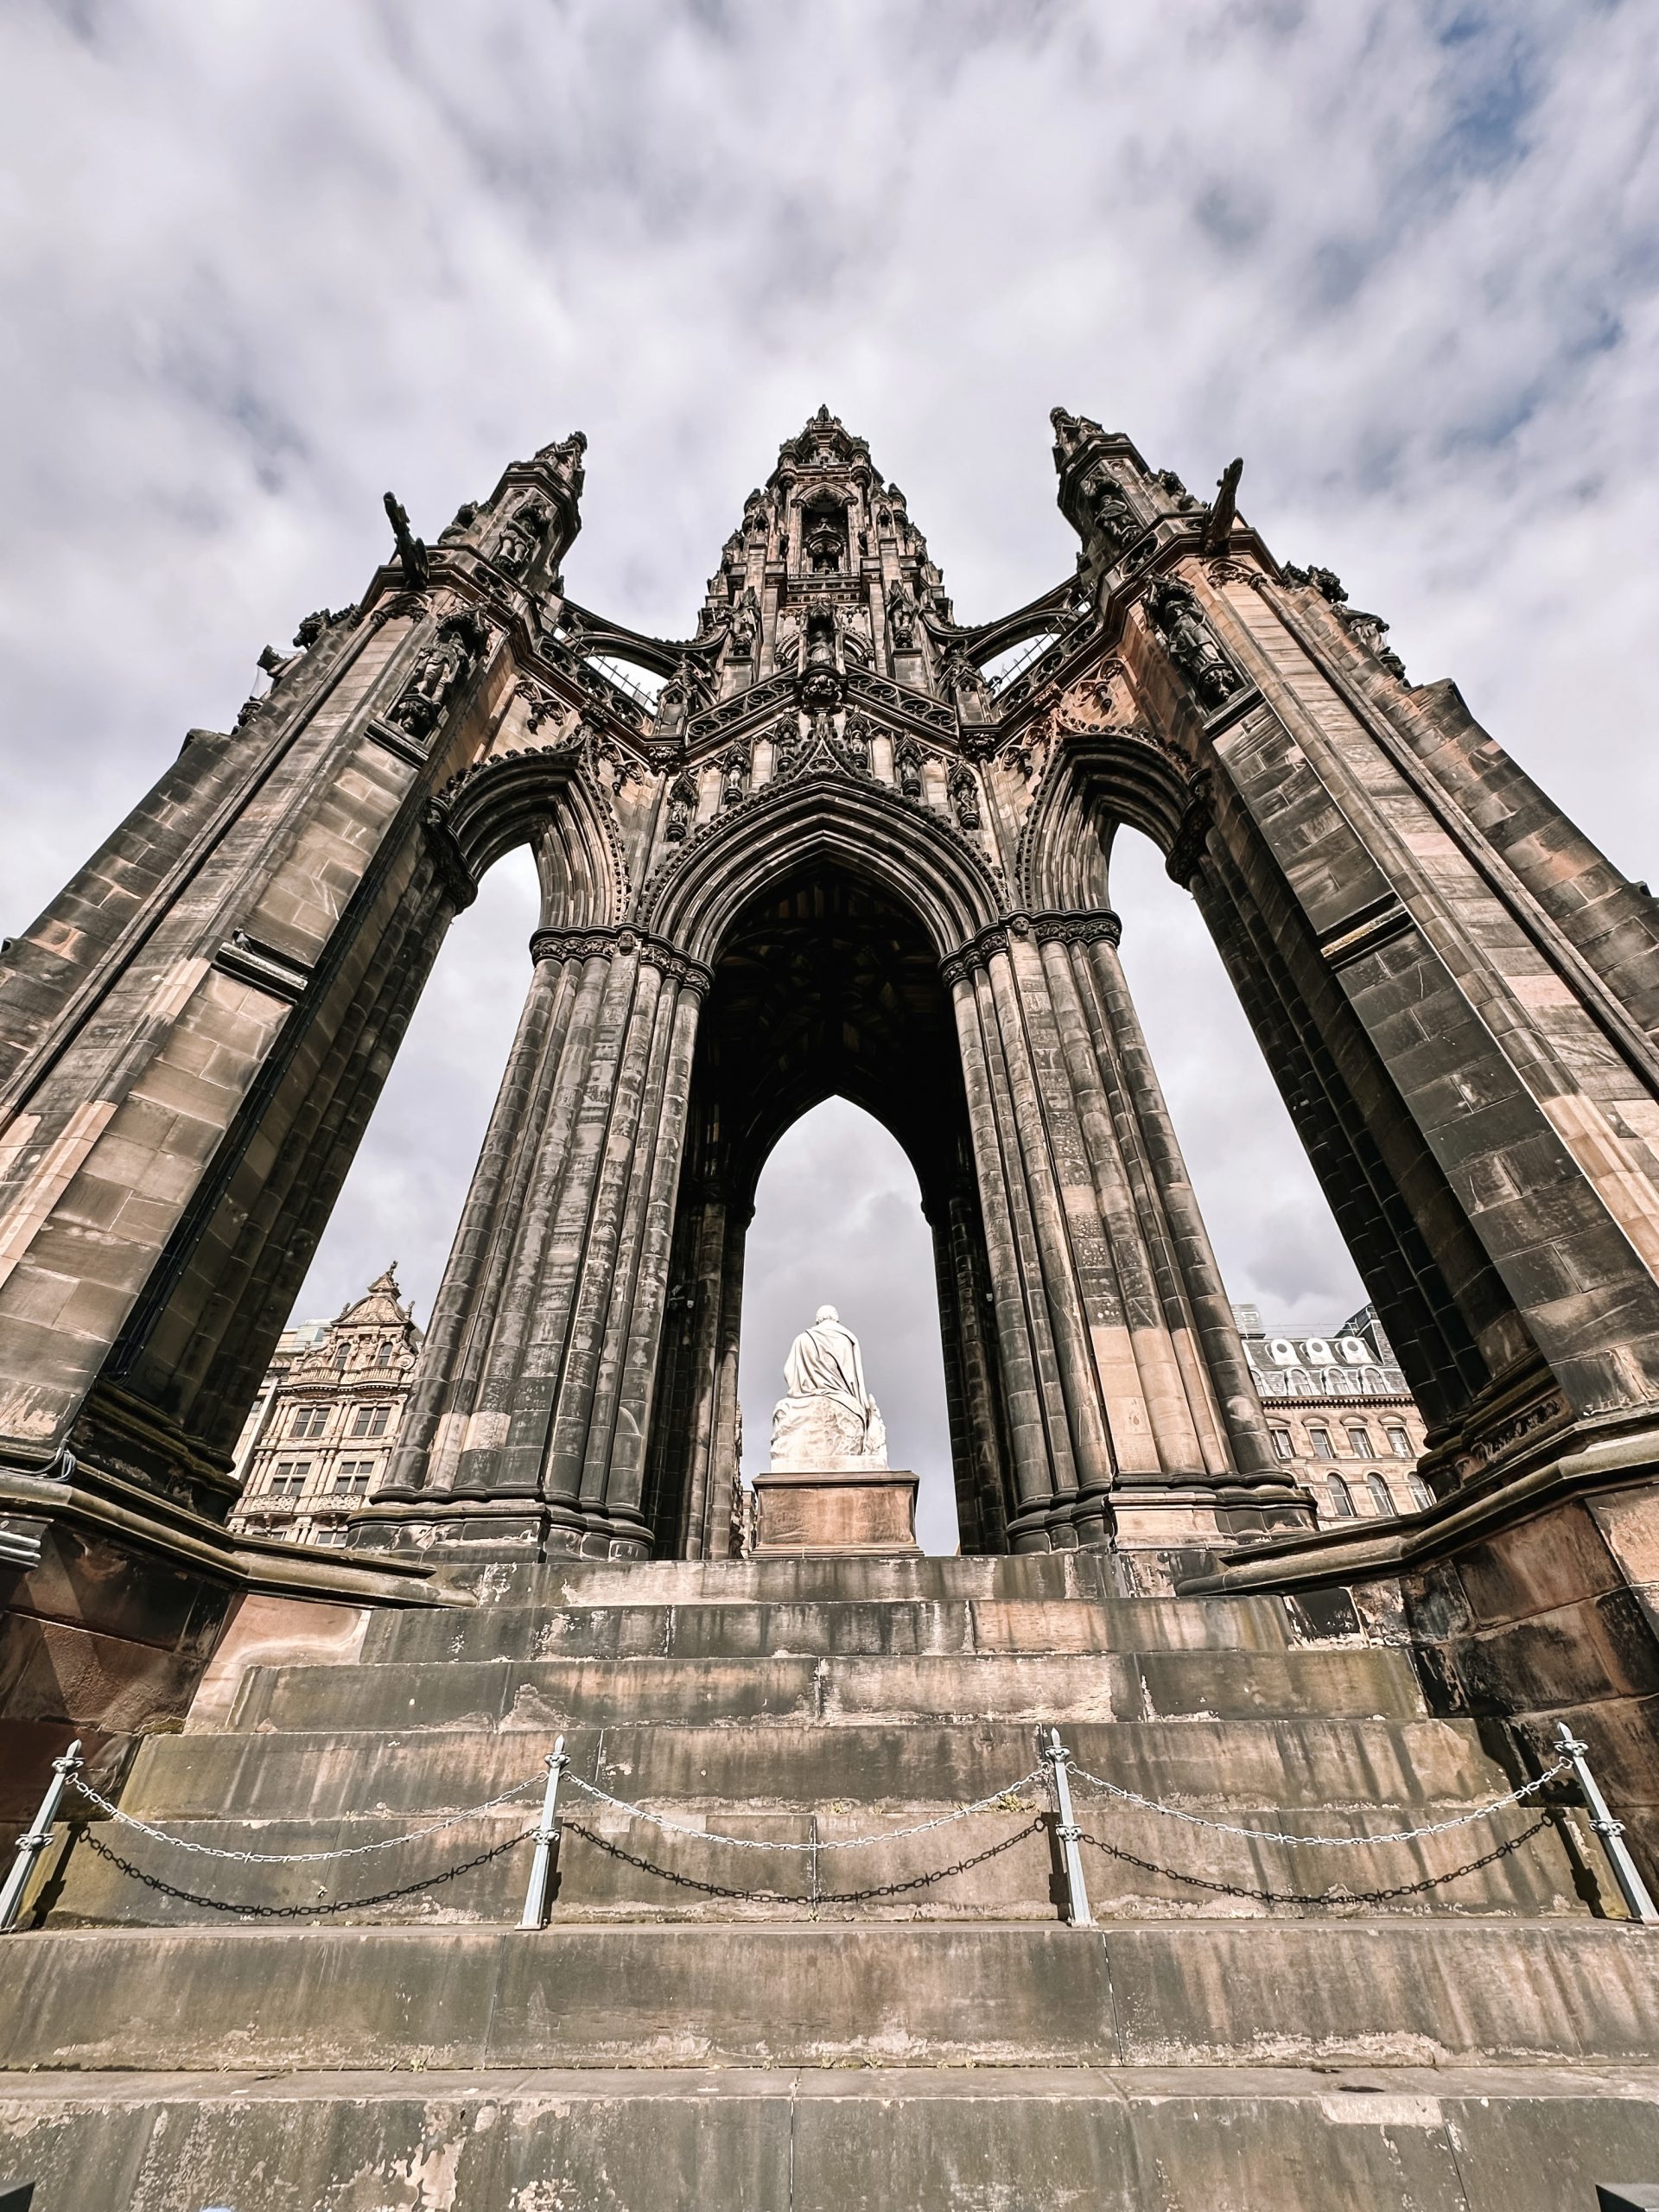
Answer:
[
  {"left": 738, "top": 1098, "right": 960, "bottom": 1556},
  {"left": 288, "top": 847, "right": 542, "bottom": 1328},
  {"left": 1108, "top": 829, "right": 1366, "bottom": 1330},
  {"left": 644, "top": 859, "right": 1010, "bottom": 1558}
]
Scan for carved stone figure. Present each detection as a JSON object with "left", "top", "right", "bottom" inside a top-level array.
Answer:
[
  {"left": 1143, "top": 576, "right": 1243, "bottom": 709},
  {"left": 493, "top": 498, "right": 550, "bottom": 580},
  {"left": 719, "top": 745, "right": 749, "bottom": 807},
  {"left": 769, "top": 1306, "right": 888, "bottom": 1471},
  {"left": 893, "top": 733, "right": 925, "bottom": 799},
  {"left": 728, "top": 586, "right": 760, "bottom": 656},
  {"left": 1200, "top": 457, "right": 1243, "bottom": 556},
  {"left": 387, "top": 608, "right": 490, "bottom": 741},
  {"left": 439, "top": 501, "right": 480, "bottom": 542},
  {"left": 840, "top": 713, "right": 874, "bottom": 773},
  {"left": 948, "top": 759, "right": 982, "bottom": 831},
  {"left": 664, "top": 769, "right": 697, "bottom": 842},
  {"left": 886, "top": 578, "right": 918, "bottom": 651},
  {"left": 1084, "top": 470, "right": 1139, "bottom": 558}
]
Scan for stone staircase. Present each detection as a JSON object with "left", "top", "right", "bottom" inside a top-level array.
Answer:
[{"left": 3, "top": 1554, "right": 1657, "bottom": 2208}]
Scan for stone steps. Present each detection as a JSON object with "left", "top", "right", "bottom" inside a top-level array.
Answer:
[
  {"left": 107, "top": 1713, "right": 1507, "bottom": 1821},
  {"left": 230, "top": 1644, "right": 1426, "bottom": 1732},
  {"left": 7, "top": 1921, "right": 1658, "bottom": 2075},
  {"left": 365, "top": 1592, "right": 1311, "bottom": 1663},
  {"left": 6, "top": 2062, "right": 1658, "bottom": 2212},
  {"left": 52, "top": 1792, "right": 1588, "bottom": 1928}
]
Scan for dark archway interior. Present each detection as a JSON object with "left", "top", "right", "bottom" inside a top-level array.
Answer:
[{"left": 644, "top": 863, "right": 1013, "bottom": 1557}]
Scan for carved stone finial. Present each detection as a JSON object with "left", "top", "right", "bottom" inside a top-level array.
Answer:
[
  {"left": 382, "top": 492, "right": 429, "bottom": 588},
  {"left": 1200, "top": 457, "right": 1243, "bottom": 555}
]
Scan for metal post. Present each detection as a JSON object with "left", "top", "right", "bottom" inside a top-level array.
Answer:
[
  {"left": 1045, "top": 1727, "right": 1094, "bottom": 1929},
  {"left": 518, "top": 1736, "right": 569, "bottom": 1931},
  {"left": 1556, "top": 1722, "right": 1659, "bottom": 1925},
  {"left": 0, "top": 1740, "right": 82, "bottom": 1934}
]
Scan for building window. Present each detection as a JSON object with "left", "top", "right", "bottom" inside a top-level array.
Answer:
[
  {"left": 1386, "top": 1426, "right": 1411, "bottom": 1457},
  {"left": 1270, "top": 1428, "right": 1294, "bottom": 1461},
  {"left": 1408, "top": 1474, "right": 1434, "bottom": 1510},
  {"left": 1326, "top": 1475, "right": 1355, "bottom": 1519},
  {"left": 1365, "top": 1474, "right": 1394, "bottom": 1516},
  {"left": 334, "top": 1459, "right": 374, "bottom": 1496},
  {"left": 334, "top": 1341, "right": 350, "bottom": 1368},
  {"left": 289, "top": 1404, "right": 329, "bottom": 1440},
  {"left": 312, "top": 1528, "right": 349, "bottom": 1548},
  {"left": 350, "top": 1404, "right": 390, "bottom": 1439},
  {"left": 1346, "top": 1424, "right": 1372, "bottom": 1456},
  {"left": 268, "top": 1460, "right": 310, "bottom": 1497},
  {"left": 1308, "top": 1425, "right": 1334, "bottom": 1458}
]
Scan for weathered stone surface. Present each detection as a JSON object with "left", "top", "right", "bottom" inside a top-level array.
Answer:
[{"left": 750, "top": 1467, "right": 919, "bottom": 1554}]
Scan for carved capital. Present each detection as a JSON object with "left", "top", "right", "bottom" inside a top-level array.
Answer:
[{"left": 529, "top": 924, "right": 711, "bottom": 996}]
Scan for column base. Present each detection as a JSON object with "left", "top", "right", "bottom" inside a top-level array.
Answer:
[{"left": 346, "top": 1495, "right": 652, "bottom": 1564}]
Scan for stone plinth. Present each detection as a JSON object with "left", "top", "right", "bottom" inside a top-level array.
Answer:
[{"left": 750, "top": 1468, "right": 919, "bottom": 1555}]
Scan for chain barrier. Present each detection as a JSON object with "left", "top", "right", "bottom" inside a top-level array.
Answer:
[
  {"left": 561, "top": 1813, "right": 1047, "bottom": 1906},
  {"left": 79, "top": 1823, "right": 535, "bottom": 1918},
  {"left": 1066, "top": 1756, "right": 1573, "bottom": 1848},
  {"left": 67, "top": 1771, "right": 543, "bottom": 1865},
  {"left": 1073, "top": 1815, "right": 1554, "bottom": 1908},
  {"left": 559, "top": 1768, "right": 1046, "bottom": 1851}
]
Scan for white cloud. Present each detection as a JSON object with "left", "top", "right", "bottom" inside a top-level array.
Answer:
[{"left": 3, "top": 0, "right": 1654, "bottom": 1495}]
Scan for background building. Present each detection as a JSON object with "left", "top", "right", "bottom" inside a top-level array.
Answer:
[
  {"left": 1234, "top": 1301, "right": 1432, "bottom": 1525},
  {"left": 227, "top": 1267, "right": 421, "bottom": 1548}
]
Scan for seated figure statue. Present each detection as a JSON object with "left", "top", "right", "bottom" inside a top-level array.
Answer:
[{"left": 769, "top": 1305, "right": 888, "bottom": 1471}]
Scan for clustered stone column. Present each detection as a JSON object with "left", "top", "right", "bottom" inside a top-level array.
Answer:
[
  {"left": 365, "top": 923, "right": 707, "bottom": 1560},
  {"left": 944, "top": 909, "right": 1303, "bottom": 1558}
]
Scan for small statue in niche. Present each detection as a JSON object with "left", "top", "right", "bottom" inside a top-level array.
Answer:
[
  {"left": 840, "top": 713, "right": 874, "bottom": 773},
  {"left": 728, "top": 585, "right": 761, "bottom": 656},
  {"left": 1142, "top": 577, "right": 1242, "bottom": 710},
  {"left": 948, "top": 759, "right": 982, "bottom": 831},
  {"left": 804, "top": 514, "right": 844, "bottom": 574},
  {"left": 1084, "top": 470, "right": 1138, "bottom": 558},
  {"left": 893, "top": 734, "right": 925, "bottom": 800},
  {"left": 719, "top": 745, "right": 749, "bottom": 807},
  {"left": 387, "top": 607, "right": 490, "bottom": 741},
  {"left": 886, "top": 577, "right": 918, "bottom": 651},
  {"left": 493, "top": 498, "right": 550, "bottom": 581},
  {"left": 664, "top": 769, "right": 698, "bottom": 842},
  {"left": 741, "top": 489, "right": 769, "bottom": 540}
]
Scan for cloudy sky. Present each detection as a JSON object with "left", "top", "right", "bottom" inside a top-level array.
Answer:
[{"left": 4, "top": 1, "right": 1655, "bottom": 1549}]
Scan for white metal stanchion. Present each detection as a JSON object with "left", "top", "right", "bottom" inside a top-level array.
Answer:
[
  {"left": 0, "top": 1740, "right": 82, "bottom": 1934},
  {"left": 1044, "top": 1727, "right": 1094, "bottom": 1929},
  {"left": 1556, "top": 1721, "right": 1659, "bottom": 1926},
  {"left": 518, "top": 1736, "right": 569, "bottom": 1930}
]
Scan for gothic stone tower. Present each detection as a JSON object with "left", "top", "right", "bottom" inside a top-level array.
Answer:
[{"left": 5, "top": 404, "right": 1659, "bottom": 1860}]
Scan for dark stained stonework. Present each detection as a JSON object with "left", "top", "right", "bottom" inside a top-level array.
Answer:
[{"left": 3, "top": 397, "right": 1659, "bottom": 1910}]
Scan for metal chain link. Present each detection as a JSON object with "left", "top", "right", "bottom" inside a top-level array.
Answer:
[
  {"left": 1074, "top": 1815, "right": 1554, "bottom": 1907},
  {"left": 1066, "top": 1757, "right": 1572, "bottom": 1848},
  {"left": 79, "top": 1823, "right": 535, "bottom": 1917},
  {"left": 562, "top": 1814, "right": 1047, "bottom": 1905},
  {"left": 67, "top": 1770, "right": 543, "bottom": 1865},
  {"left": 560, "top": 1768, "right": 1046, "bottom": 1851}
]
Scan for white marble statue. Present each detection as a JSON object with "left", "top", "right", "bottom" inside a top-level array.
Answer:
[{"left": 769, "top": 1305, "right": 888, "bottom": 1471}]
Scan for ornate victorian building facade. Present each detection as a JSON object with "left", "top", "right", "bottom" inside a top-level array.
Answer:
[
  {"left": 4, "top": 400, "right": 1659, "bottom": 1849},
  {"left": 1235, "top": 1301, "right": 1430, "bottom": 1523},
  {"left": 226, "top": 1268, "right": 420, "bottom": 1548}
]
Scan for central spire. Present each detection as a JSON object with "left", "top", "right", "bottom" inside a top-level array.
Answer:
[{"left": 695, "top": 405, "right": 954, "bottom": 711}]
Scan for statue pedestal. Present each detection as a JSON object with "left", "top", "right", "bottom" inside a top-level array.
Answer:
[{"left": 750, "top": 1469, "right": 920, "bottom": 1556}]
